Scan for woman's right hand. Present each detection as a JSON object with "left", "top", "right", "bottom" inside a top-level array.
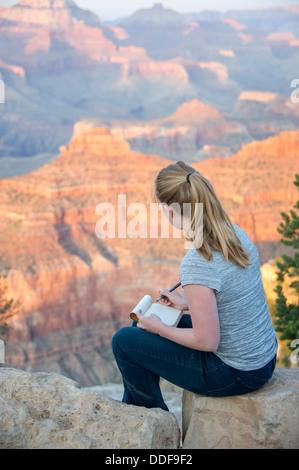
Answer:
[{"left": 158, "top": 288, "right": 189, "bottom": 311}]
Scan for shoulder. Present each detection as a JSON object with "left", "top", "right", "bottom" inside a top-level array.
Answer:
[
  {"left": 180, "top": 246, "right": 206, "bottom": 270},
  {"left": 180, "top": 244, "right": 221, "bottom": 269},
  {"left": 232, "top": 223, "right": 259, "bottom": 261},
  {"left": 233, "top": 223, "right": 255, "bottom": 250},
  {"left": 179, "top": 246, "right": 222, "bottom": 293}
]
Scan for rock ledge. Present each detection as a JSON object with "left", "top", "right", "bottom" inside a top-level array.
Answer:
[
  {"left": 0, "top": 368, "right": 180, "bottom": 449},
  {"left": 182, "top": 367, "right": 299, "bottom": 449}
]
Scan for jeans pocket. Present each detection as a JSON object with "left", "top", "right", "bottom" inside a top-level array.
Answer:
[
  {"left": 234, "top": 373, "right": 270, "bottom": 392},
  {"left": 208, "top": 377, "right": 255, "bottom": 397},
  {"left": 233, "top": 357, "right": 276, "bottom": 390},
  {"left": 208, "top": 357, "right": 277, "bottom": 397}
]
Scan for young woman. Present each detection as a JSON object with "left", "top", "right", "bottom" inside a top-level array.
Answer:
[{"left": 111, "top": 161, "right": 278, "bottom": 411}]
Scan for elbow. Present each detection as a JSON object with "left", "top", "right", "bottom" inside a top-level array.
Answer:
[
  {"left": 207, "top": 327, "right": 220, "bottom": 352},
  {"left": 193, "top": 334, "right": 220, "bottom": 353},
  {"left": 209, "top": 335, "right": 220, "bottom": 352},
  {"left": 192, "top": 321, "right": 220, "bottom": 352},
  {"left": 202, "top": 338, "right": 219, "bottom": 353},
  {"left": 208, "top": 341, "right": 219, "bottom": 353},
  {"left": 197, "top": 330, "right": 220, "bottom": 352}
]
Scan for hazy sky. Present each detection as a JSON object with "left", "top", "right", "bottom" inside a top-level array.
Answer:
[{"left": 0, "top": 0, "right": 298, "bottom": 21}]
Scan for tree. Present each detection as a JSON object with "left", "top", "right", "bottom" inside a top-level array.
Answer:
[
  {"left": 0, "top": 255, "right": 20, "bottom": 339},
  {"left": 274, "top": 174, "right": 299, "bottom": 351}
]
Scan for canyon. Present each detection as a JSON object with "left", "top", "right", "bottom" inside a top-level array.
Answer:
[
  {"left": 0, "top": 0, "right": 298, "bottom": 387},
  {"left": 0, "top": 1, "right": 299, "bottom": 176},
  {"left": 0, "top": 125, "right": 298, "bottom": 386}
]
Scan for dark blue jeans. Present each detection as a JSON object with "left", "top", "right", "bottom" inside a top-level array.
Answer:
[{"left": 111, "top": 314, "right": 276, "bottom": 411}]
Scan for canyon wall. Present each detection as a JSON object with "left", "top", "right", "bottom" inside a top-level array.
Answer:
[
  {"left": 1, "top": 1, "right": 299, "bottom": 174},
  {"left": 0, "top": 126, "right": 298, "bottom": 385}
]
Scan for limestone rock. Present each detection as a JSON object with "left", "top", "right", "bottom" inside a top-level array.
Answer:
[
  {"left": 182, "top": 367, "right": 299, "bottom": 449},
  {"left": 1, "top": 125, "right": 298, "bottom": 385},
  {"left": 160, "top": 99, "right": 224, "bottom": 124},
  {"left": 0, "top": 368, "right": 180, "bottom": 449}
]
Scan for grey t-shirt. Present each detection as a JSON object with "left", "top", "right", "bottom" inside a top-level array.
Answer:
[{"left": 179, "top": 223, "right": 278, "bottom": 371}]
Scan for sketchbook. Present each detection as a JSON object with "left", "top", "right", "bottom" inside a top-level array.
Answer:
[{"left": 130, "top": 295, "right": 183, "bottom": 327}]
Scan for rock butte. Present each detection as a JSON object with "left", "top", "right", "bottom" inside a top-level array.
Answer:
[
  {"left": 0, "top": 125, "right": 298, "bottom": 385},
  {"left": 1, "top": 1, "right": 299, "bottom": 165}
]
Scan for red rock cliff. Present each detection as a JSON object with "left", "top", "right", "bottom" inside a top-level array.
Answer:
[
  {"left": 193, "top": 129, "right": 298, "bottom": 246},
  {"left": 0, "top": 126, "right": 297, "bottom": 384}
]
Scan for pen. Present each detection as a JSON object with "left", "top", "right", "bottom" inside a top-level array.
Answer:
[
  {"left": 129, "top": 282, "right": 182, "bottom": 323},
  {"left": 155, "top": 282, "right": 181, "bottom": 302}
]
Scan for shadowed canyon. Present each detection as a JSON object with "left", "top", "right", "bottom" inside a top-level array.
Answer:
[
  {"left": 1, "top": 124, "right": 298, "bottom": 384},
  {"left": 0, "top": 0, "right": 298, "bottom": 385},
  {"left": 1, "top": 1, "right": 299, "bottom": 174}
]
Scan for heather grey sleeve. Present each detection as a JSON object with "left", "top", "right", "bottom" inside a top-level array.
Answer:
[
  {"left": 179, "top": 249, "right": 222, "bottom": 294},
  {"left": 178, "top": 225, "right": 278, "bottom": 371}
]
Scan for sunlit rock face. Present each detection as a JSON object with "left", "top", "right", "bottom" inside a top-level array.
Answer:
[
  {"left": 1, "top": 1, "right": 299, "bottom": 167},
  {"left": 1, "top": 125, "right": 297, "bottom": 385}
]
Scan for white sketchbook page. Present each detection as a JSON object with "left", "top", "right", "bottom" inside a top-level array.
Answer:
[
  {"left": 130, "top": 295, "right": 152, "bottom": 315},
  {"left": 144, "top": 303, "right": 183, "bottom": 327}
]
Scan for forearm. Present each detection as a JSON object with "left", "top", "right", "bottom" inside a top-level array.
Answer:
[{"left": 156, "top": 323, "right": 217, "bottom": 352}]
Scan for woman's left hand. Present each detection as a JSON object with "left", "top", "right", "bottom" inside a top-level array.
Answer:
[{"left": 136, "top": 309, "right": 164, "bottom": 335}]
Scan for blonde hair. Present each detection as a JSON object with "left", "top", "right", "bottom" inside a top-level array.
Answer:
[{"left": 154, "top": 161, "right": 250, "bottom": 269}]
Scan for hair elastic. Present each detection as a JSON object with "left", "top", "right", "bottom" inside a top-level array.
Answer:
[{"left": 186, "top": 173, "right": 193, "bottom": 183}]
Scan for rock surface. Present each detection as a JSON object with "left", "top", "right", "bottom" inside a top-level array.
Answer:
[
  {"left": 1, "top": 126, "right": 298, "bottom": 386},
  {"left": 1, "top": 2, "right": 299, "bottom": 165},
  {"left": 182, "top": 367, "right": 299, "bottom": 449},
  {"left": 0, "top": 368, "right": 180, "bottom": 449},
  {"left": 89, "top": 382, "right": 183, "bottom": 432}
]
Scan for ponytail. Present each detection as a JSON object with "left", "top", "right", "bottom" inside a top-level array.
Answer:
[{"left": 155, "top": 161, "right": 250, "bottom": 268}]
